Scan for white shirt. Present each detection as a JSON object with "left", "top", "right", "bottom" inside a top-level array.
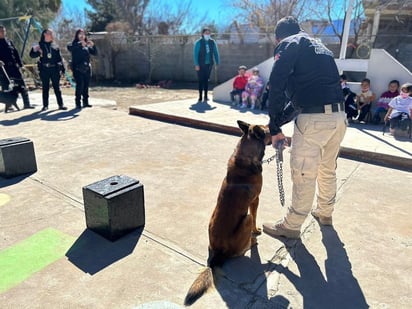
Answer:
[{"left": 388, "top": 95, "right": 412, "bottom": 117}]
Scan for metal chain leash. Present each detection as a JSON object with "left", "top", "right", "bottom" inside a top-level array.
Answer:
[
  {"left": 262, "top": 139, "right": 285, "bottom": 207},
  {"left": 275, "top": 147, "right": 285, "bottom": 207}
]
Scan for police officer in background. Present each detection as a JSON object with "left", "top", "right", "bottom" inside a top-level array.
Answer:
[
  {"left": 263, "top": 16, "right": 347, "bottom": 239},
  {"left": 67, "top": 28, "right": 97, "bottom": 109},
  {"left": 0, "top": 25, "right": 33, "bottom": 109},
  {"left": 29, "top": 28, "right": 67, "bottom": 111}
]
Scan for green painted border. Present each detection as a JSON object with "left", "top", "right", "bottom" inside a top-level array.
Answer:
[{"left": 0, "top": 228, "right": 75, "bottom": 293}]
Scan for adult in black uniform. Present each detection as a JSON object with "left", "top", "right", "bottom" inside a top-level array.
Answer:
[
  {"left": 67, "top": 29, "right": 97, "bottom": 109},
  {"left": 263, "top": 16, "right": 347, "bottom": 239},
  {"left": 0, "top": 25, "right": 33, "bottom": 109},
  {"left": 29, "top": 29, "right": 67, "bottom": 111}
]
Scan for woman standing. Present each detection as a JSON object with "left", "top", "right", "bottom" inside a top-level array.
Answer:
[
  {"left": 193, "top": 27, "right": 219, "bottom": 102},
  {"left": 67, "top": 29, "right": 97, "bottom": 109},
  {"left": 29, "top": 29, "right": 67, "bottom": 111}
]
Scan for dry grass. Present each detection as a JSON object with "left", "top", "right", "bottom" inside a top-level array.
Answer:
[{"left": 61, "top": 83, "right": 199, "bottom": 112}]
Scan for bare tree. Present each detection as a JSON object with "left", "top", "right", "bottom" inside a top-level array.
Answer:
[
  {"left": 144, "top": 0, "right": 208, "bottom": 34},
  {"left": 305, "top": 0, "right": 365, "bottom": 48},
  {"left": 116, "top": 0, "right": 150, "bottom": 35},
  {"left": 228, "top": 0, "right": 311, "bottom": 42},
  {"left": 51, "top": 5, "right": 88, "bottom": 42}
]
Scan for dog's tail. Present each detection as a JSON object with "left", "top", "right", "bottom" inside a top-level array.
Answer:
[
  {"left": 184, "top": 252, "right": 225, "bottom": 306},
  {"left": 183, "top": 266, "right": 213, "bottom": 306}
]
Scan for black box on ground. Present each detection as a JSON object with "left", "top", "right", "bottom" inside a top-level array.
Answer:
[
  {"left": 82, "top": 175, "right": 145, "bottom": 241},
  {"left": 0, "top": 137, "right": 37, "bottom": 178}
]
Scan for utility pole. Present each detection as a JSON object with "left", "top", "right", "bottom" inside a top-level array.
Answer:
[{"left": 339, "top": 0, "right": 354, "bottom": 60}]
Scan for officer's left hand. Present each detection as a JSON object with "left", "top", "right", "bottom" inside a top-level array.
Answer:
[{"left": 0, "top": 60, "right": 4, "bottom": 66}]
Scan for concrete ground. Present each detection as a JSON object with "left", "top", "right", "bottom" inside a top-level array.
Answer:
[{"left": 0, "top": 93, "right": 411, "bottom": 309}]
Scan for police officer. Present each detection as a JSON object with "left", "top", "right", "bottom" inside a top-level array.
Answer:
[
  {"left": 263, "top": 16, "right": 347, "bottom": 239},
  {"left": 29, "top": 28, "right": 67, "bottom": 111},
  {"left": 0, "top": 25, "right": 33, "bottom": 109},
  {"left": 67, "top": 29, "right": 97, "bottom": 109}
]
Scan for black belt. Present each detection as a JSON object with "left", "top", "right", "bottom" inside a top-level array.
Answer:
[
  {"left": 301, "top": 102, "right": 344, "bottom": 114},
  {"left": 42, "top": 63, "right": 56, "bottom": 68}
]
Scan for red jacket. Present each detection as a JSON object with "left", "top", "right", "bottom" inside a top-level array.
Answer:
[{"left": 233, "top": 74, "right": 249, "bottom": 90}]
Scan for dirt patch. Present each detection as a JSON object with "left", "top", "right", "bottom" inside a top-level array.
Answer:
[{"left": 61, "top": 82, "right": 199, "bottom": 112}]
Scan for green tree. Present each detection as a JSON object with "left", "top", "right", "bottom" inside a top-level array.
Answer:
[
  {"left": 0, "top": 0, "right": 62, "bottom": 27},
  {"left": 86, "top": 0, "right": 120, "bottom": 32},
  {"left": 86, "top": 0, "right": 150, "bottom": 34}
]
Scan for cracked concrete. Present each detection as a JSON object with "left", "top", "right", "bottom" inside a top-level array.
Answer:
[{"left": 1, "top": 96, "right": 411, "bottom": 308}]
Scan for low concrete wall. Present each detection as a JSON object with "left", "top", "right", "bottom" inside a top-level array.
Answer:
[{"left": 213, "top": 49, "right": 412, "bottom": 104}]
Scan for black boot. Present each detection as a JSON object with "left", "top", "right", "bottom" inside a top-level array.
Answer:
[
  {"left": 75, "top": 98, "right": 82, "bottom": 109},
  {"left": 83, "top": 98, "right": 92, "bottom": 108},
  {"left": 22, "top": 90, "right": 34, "bottom": 109}
]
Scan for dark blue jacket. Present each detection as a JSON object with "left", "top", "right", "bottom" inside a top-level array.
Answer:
[{"left": 268, "top": 32, "right": 343, "bottom": 135}]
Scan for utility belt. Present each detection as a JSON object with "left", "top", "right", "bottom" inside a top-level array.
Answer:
[
  {"left": 300, "top": 102, "right": 344, "bottom": 114},
  {"left": 41, "top": 62, "right": 56, "bottom": 68},
  {"left": 74, "top": 62, "right": 91, "bottom": 74}
]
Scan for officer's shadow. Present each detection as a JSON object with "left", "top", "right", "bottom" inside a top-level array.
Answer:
[
  {"left": 0, "top": 108, "right": 80, "bottom": 126},
  {"left": 189, "top": 100, "right": 217, "bottom": 113},
  {"left": 277, "top": 227, "right": 369, "bottom": 309},
  {"left": 214, "top": 243, "right": 290, "bottom": 308},
  {"left": 39, "top": 108, "right": 80, "bottom": 122}
]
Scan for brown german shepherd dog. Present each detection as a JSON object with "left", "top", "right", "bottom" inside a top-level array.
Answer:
[{"left": 184, "top": 120, "right": 271, "bottom": 306}]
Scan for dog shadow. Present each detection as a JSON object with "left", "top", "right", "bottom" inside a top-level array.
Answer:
[
  {"left": 189, "top": 100, "right": 217, "bottom": 113},
  {"left": 214, "top": 243, "right": 290, "bottom": 308},
  {"left": 65, "top": 227, "right": 142, "bottom": 275},
  {"left": 276, "top": 228, "right": 369, "bottom": 308}
]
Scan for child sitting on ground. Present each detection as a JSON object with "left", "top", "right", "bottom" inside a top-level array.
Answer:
[
  {"left": 384, "top": 82, "right": 412, "bottom": 136},
  {"left": 372, "top": 79, "right": 399, "bottom": 124},
  {"left": 241, "top": 67, "right": 264, "bottom": 109},
  {"left": 340, "top": 74, "right": 357, "bottom": 121},
  {"left": 230, "top": 65, "right": 249, "bottom": 105},
  {"left": 355, "top": 78, "right": 376, "bottom": 123}
]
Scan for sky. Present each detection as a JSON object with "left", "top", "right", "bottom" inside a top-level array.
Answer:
[{"left": 62, "top": 0, "right": 233, "bottom": 27}]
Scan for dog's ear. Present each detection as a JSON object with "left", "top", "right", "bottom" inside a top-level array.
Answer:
[
  {"left": 237, "top": 120, "right": 249, "bottom": 135},
  {"left": 252, "top": 125, "right": 266, "bottom": 140}
]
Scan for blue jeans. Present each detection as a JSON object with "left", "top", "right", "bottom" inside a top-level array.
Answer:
[{"left": 373, "top": 106, "right": 388, "bottom": 124}]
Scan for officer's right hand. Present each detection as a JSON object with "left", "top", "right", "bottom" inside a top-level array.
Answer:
[
  {"left": 271, "top": 132, "right": 288, "bottom": 149},
  {"left": 195, "top": 65, "right": 200, "bottom": 71}
]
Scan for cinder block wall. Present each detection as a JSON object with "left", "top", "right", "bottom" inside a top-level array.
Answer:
[
  {"left": 87, "top": 34, "right": 410, "bottom": 85},
  {"left": 90, "top": 37, "right": 276, "bottom": 84}
]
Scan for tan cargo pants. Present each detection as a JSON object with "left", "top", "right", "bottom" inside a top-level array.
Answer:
[{"left": 283, "top": 110, "right": 347, "bottom": 230}]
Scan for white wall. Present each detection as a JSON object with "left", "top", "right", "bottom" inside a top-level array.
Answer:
[{"left": 212, "top": 49, "right": 412, "bottom": 103}]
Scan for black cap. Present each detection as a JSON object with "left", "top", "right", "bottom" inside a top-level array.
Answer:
[{"left": 275, "top": 16, "right": 301, "bottom": 40}]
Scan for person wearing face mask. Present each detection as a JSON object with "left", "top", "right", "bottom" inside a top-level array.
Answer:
[
  {"left": 67, "top": 29, "right": 97, "bottom": 109},
  {"left": 383, "top": 82, "right": 412, "bottom": 136},
  {"left": 29, "top": 29, "right": 67, "bottom": 111},
  {"left": 193, "top": 27, "right": 220, "bottom": 102}
]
